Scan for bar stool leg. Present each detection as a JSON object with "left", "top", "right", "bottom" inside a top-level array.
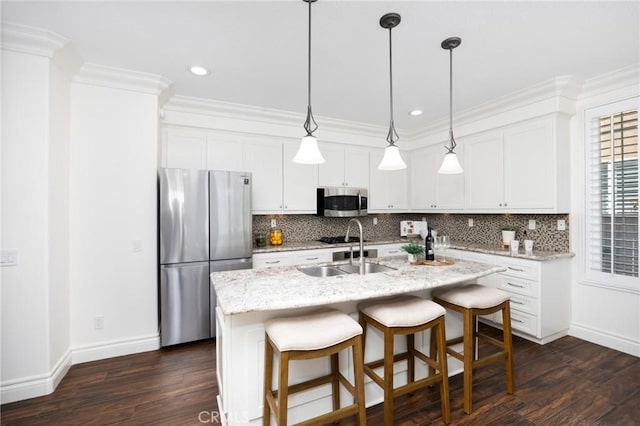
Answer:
[
  {"left": 263, "top": 338, "right": 274, "bottom": 426},
  {"left": 278, "top": 352, "right": 289, "bottom": 426},
  {"left": 436, "top": 317, "right": 451, "bottom": 424},
  {"left": 462, "top": 309, "right": 475, "bottom": 414},
  {"left": 407, "top": 333, "right": 415, "bottom": 386},
  {"left": 383, "top": 329, "right": 395, "bottom": 426},
  {"left": 503, "top": 303, "right": 515, "bottom": 395},
  {"left": 331, "top": 353, "right": 340, "bottom": 411},
  {"left": 352, "top": 335, "right": 367, "bottom": 426}
]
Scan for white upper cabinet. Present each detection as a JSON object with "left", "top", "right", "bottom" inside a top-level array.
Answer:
[
  {"left": 244, "top": 139, "right": 283, "bottom": 214},
  {"left": 369, "top": 148, "right": 409, "bottom": 212},
  {"left": 282, "top": 142, "right": 319, "bottom": 213},
  {"left": 464, "top": 116, "right": 569, "bottom": 213},
  {"left": 162, "top": 128, "right": 208, "bottom": 169},
  {"left": 318, "top": 143, "right": 369, "bottom": 189},
  {"left": 206, "top": 136, "right": 244, "bottom": 172},
  {"left": 410, "top": 143, "right": 464, "bottom": 211}
]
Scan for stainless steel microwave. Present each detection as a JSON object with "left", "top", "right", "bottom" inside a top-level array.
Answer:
[{"left": 316, "top": 187, "right": 368, "bottom": 217}]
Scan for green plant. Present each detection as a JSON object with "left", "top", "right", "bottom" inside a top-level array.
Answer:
[
  {"left": 501, "top": 224, "right": 518, "bottom": 232},
  {"left": 401, "top": 240, "right": 425, "bottom": 255}
]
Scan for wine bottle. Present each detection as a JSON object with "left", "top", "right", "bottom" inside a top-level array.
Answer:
[{"left": 425, "top": 227, "right": 435, "bottom": 261}]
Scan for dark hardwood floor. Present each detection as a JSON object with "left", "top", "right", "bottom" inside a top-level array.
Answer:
[{"left": 2, "top": 324, "right": 638, "bottom": 425}]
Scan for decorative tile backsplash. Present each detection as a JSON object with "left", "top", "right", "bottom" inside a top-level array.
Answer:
[{"left": 253, "top": 213, "right": 570, "bottom": 252}]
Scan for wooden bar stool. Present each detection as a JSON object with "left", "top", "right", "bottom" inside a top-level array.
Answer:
[
  {"left": 263, "top": 309, "right": 366, "bottom": 426},
  {"left": 432, "top": 284, "right": 515, "bottom": 415},
  {"left": 358, "top": 295, "right": 451, "bottom": 425}
]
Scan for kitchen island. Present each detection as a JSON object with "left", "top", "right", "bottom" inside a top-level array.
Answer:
[{"left": 211, "top": 256, "right": 505, "bottom": 425}]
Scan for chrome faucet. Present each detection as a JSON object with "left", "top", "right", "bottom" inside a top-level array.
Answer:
[{"left": 345, "top": 218, "right": 365, "bottom": 275}]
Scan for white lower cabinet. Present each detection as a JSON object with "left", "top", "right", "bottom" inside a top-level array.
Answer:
[
  {"left": 447, "top": 249, "right": 571, "bottom": 344},
  {"left": 253, "top": 248, "right": 333, "bottom": 269}
]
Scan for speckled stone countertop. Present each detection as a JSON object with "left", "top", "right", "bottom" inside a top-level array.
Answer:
[
  {"left": 211, "top": 257, "right": 505, "bottom": 315},
  {"left": 254, "top": 238, "right": 574, "bottom": 261}
]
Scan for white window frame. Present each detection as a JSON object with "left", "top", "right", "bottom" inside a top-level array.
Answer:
[{"left": 584, "top": 97, "right": 639, "bottom": 291}]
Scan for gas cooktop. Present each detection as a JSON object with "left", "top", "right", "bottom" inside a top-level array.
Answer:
[{"left": 318, "top": 236, "right": 366, "bottom": 244}]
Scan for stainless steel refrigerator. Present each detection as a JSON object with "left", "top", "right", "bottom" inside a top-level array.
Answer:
[{"left": 159, "top": 169, "right": 252, "bottom": 346}]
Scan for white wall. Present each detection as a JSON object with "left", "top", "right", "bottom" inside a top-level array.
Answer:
[
  {"left": 69, "top": 82, "right": 160, "bottom": 362},
  {"left": 0, "top": 48, "right": 72, "bottom": 403},
  {"left": 569, "top": 66, "right": 640, "bottom": 356}
]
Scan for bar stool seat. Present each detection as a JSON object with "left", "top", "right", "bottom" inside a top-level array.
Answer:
[
  {"left": 359, "top": 295, "right": 451, "bottom": 425},
  {"left": 432, "top": 284, "right": 515, "bottom": 415},
  {"left": 263, "top": 309, "right": 366, "bottom": 426}
]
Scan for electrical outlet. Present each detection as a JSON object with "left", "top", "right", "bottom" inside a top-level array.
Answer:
[
  {"left": 373, "top": 217, "right": 378, "bottom": 225},
  {"left": 528, "top": 220, "right": 536, "bottom": 230},
  {"left": 94, "top": 316, "right": 104, "bottom": 330},
  {"left": 422, "top": 217, "right": 427, "bottom": 222},
  {"left": 270, "top": 219, "right": 277, "bottom": 227},
  {"left": 468, "top": 218, "right": 474, "bottom": 227},
  {"left": 557, "top": 219, "right": 566, "bottom": 231}
]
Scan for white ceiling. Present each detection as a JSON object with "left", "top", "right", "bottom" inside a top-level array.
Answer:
[{"left": 3, "top": 1, "right": 639, "bottom": 132}]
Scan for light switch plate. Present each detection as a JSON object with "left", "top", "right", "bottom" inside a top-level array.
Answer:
[
  {"left": 528, "top": 220, "right": 536, "bottom": 230},
  {"left": 557, "top": 219, "right": 566, "bottom": 231},
  {"left": 373, "top": 217, "right": 378, "bottom": 225},
  {"left": 468, "top": 218, "right": 474, "bottom": 227},
  {"left": 271, "top": 219, "right": 277, "bottom": 227}
]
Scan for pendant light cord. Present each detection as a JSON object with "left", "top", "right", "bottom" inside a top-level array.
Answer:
[
  {"left": 447, "top": 47, "right": 457, "bottom": 153},
  {"left": 386, "top": 26, "right": 399, "bottom": 145},
  {"left": 303, "top": 0, "right": 318, "bottom": 137}
]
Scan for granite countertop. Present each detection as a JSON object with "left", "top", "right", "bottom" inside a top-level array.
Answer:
[
  {"left": 211, "top": 257, "right": 505, "bottom": 315},
  {"left": 253, "top": 237, "right": 574, "bottom": 261}
]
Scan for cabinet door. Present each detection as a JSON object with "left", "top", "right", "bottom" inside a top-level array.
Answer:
[
  {"left": 436, "top": 142, "right": 465, "bottom": 210},
  {"left": 164, "top": 128, "right": 207, "bottom": 169},
  {"left": 245, "top": 139, "right": 283, "bottom": 213},
  {"left": 283, "top": 143, "right": 318, "bottom": 213},
  {"left": 503, "top": 120, "right": 555, "bottom": 209},
  {"left": 206, "top": 136, "right": 244, "bottom": 172},
  {"left": 410, "top": 146, "right": 438, "bottom": 210},
  {"left": 318, "top": 143, "right": 345, "bottom": 187},
  {"left": 344, "top": 147, "right": 370, "bottom": 188},
  {"left": 465, "top": 133, "right": 504, "bottom": 210},
  {"left": 369, "top": 149, "right": 408, "bottom": 211}
]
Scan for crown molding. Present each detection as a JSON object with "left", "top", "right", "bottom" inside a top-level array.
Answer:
[
  {"left": 1, "top": 21, "right": 69, "bottom": 57},
  {"left": 163, "top": 95, "right": 388, "bottom": 140},
  {"left": 579, "top": 64, "right": 640, "bottom": 101},
  {"left": 74, "top": 63, "right": 173, "bottom": 97},
  {"left": 408, "top": 75, "right": 584, "bottom": 141}
]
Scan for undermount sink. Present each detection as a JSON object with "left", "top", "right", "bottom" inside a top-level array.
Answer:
[
  {"left": 298, "top": 262, "right": 396, "bottom": 277},
  {"left": 336, "top": 263, "right": 396, "bottom": 275}
]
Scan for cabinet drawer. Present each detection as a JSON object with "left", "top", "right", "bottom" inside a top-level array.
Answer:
[
  {"left": 253, "top": 253, "right": 291, "bottom": 269},
  {"left": 493, "top": 309, "right": 538, "bottom": 336},
  {"left": 497, "top": 275, "right": 538, "bottom": 298},
  {"left": 507, "top": 293, "right": 538, "bottom": 316},
  {"left": 294, "top": 251, "right": 332, "bottom": 265},
  {"left": 501, "top": 259, "right": 540, "bottom": 281}
]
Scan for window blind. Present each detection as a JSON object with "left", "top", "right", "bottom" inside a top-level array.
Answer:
[{"left": 588, "top": 109, "right": 638, "bottom": 278}]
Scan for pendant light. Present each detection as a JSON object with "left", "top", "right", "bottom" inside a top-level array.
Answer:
[
  {"left": 438, "top": 37, "right": 463, "bottom": 174},
  {"left": 293, "top": 0, "right": 325, "bottom": 164},
  {"left": 378, "top": 13, "right": 407, "bottom": 171}
]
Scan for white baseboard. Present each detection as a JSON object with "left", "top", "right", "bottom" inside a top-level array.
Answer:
[
  {"left": 569, "top": 322, "right": 640, "bottom": 357},
  {"left": 1, "top": 333, "right": 160, "bottom": 404},
  {"left": 1, "top": 349, "right": 72, "bottom": 404},
  {"left": 71, "top": 333, "right": 160, "bottom": 365}
]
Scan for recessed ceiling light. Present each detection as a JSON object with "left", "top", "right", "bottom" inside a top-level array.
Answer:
[
  {"left": 409, "top": 109, "right": 423, "bottom": 116},
  {"left": 189, "top": 65, "right": 210, "bottom": 76}
]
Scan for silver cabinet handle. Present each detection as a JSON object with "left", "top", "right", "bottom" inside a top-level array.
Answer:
[
  {"left": 265, "top": 260, "right": 281, "bottom": 265},
  {"left": 507, "top": 282, "right": 525, "bottom": 288},
  {"left": 512, "top": 318, "right": 524, "bottom": 323},
  {"left": 508, "top": 266, "right": 525, "bottom": 272},
  {"left": 388, "top": 250, "right": 399, "bottom": 254},
  {"left": 511, "top": 300, "right": 525, "bottom": 305},
  {"left": 305, "top": 257, "right": 319, "bottom": 261}
]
